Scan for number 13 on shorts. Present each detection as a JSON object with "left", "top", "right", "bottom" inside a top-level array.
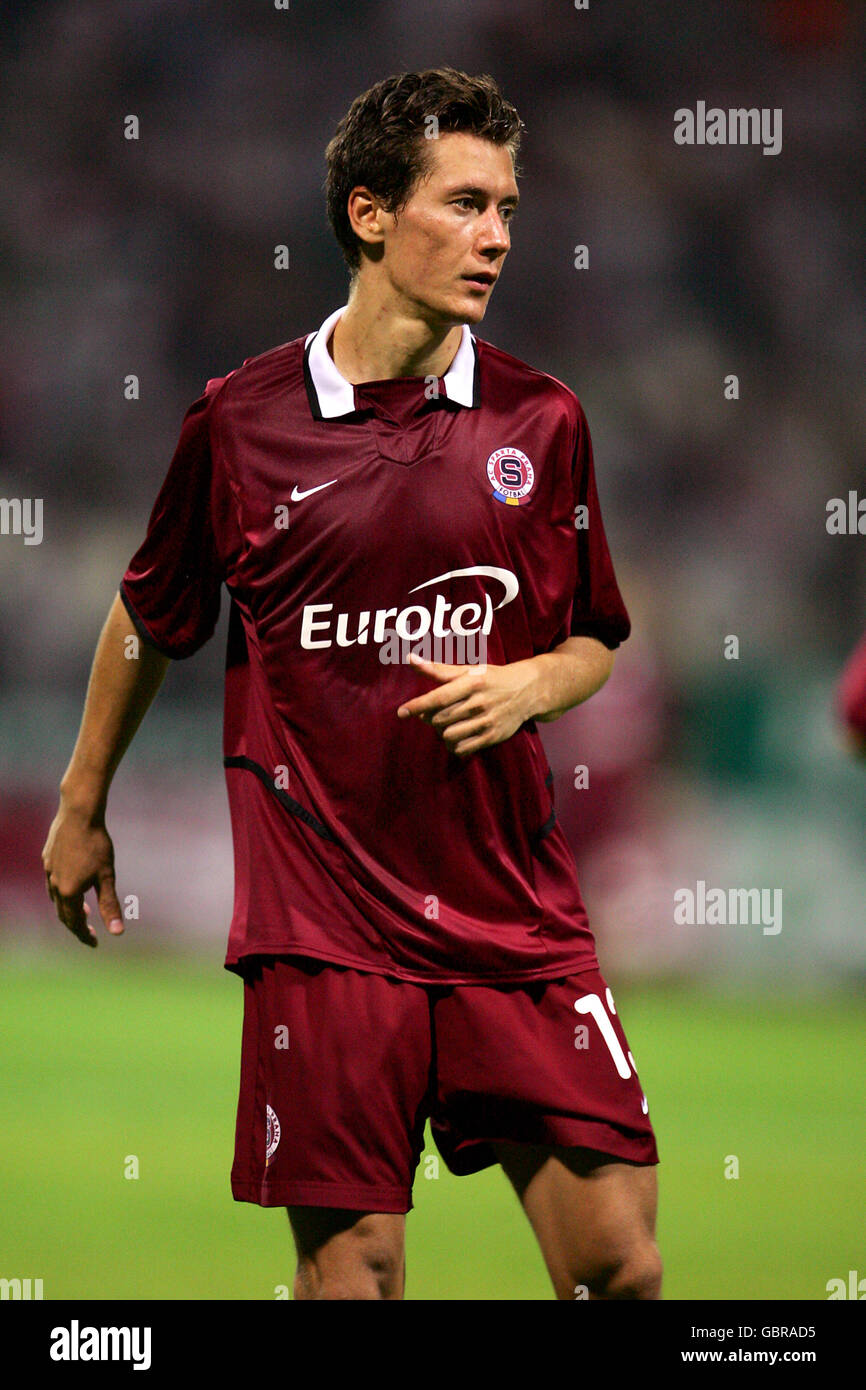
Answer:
[{"left": 574, "top": 990, "right": 650, "bottom": 1115}]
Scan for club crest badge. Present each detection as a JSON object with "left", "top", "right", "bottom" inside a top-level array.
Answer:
[
  {"left": 486, "top": 447, "right": 535, "bottom": 506},
  {"left": 265, "top": 1104, "right": 281, "bottom": 1164}
]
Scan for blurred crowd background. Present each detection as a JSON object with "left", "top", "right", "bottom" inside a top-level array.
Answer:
[{"left": 2, "top": 0, "right": 865, "bottom": 981}]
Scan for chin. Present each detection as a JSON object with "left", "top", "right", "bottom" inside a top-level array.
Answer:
[
  {"left": 462, "top": 300, "right": 489, "bottom": 324},
  {"left": 409, "top": 284, "right": 485, "bottom": 325},
  {"left": 445, "top": 292, "right": 489, "bottom": 326}
]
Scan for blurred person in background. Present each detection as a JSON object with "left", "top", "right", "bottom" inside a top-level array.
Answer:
[{"left": 837, "top": 631, "right": 866, "bottom": 757}]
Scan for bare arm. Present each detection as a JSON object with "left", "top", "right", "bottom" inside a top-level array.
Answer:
[
  {"left": 396, "top": 634, "right": 615, "bottom": 757},
  {"left": 42, "top": 591, "right": 170, "bottom": 947},
  {"left": 524, "top": 634, "right": 615, "bottom": 722}
]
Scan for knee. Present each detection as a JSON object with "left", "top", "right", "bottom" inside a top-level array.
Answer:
[
  {"left": 293, "top": 1217, "right": 404, "bottom": 1301},
  {"left": 590, "top": 1242, "right": 663, "bottom": 1301},
  {"left": 294, "top": 1255, "right": 401, "bottom": 1300}
]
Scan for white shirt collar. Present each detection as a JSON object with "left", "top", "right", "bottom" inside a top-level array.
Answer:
[{"left": 304, "top": 304, "right": 478, "bottom": 418}]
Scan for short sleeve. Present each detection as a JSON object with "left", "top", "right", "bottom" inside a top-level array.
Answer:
[
  {"left": 120, "top": 377, "right": 237, "bottom": 659},
  {"left": 568, "top": 402, "right": 631, "bottom": 650}
]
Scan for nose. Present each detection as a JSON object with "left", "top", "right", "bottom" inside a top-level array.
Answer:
[{"left": 477, "top": 207, "right": 510, "bottom": 255}]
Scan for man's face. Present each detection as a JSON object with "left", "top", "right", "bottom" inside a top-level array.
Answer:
[{"left": 370, "top": 131, "right": 519, "bottom": 326}]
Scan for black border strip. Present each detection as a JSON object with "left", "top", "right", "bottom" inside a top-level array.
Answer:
[
  {"left": 301, "top": 334, "right": 324, "bottom": 421},
  {"left": 531, "top": 807, "right": 557, "bottom": 847},
  {"left": 224, "top": 754, "right": 336, "bottom": 842},
  {"left": 470, "top": 335, "right": 481, "bottom": 407},
  {"left": 119, "top": 583, "right": 176, "bottom": 658},
  {"left": 569, "top": 619, "right": 623, "bottom": 651}
]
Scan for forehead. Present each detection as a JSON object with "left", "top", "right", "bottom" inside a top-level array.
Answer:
[{"left": 416, "top": 131, "right": 517, "bottom": 194}]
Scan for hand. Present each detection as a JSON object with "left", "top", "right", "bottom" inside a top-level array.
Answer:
[
  {"left": 396, "top": 652, "right": 538, "bottom": 758},
  {"left": 41, "top": 803, "right": 124, "bottom": 948}
]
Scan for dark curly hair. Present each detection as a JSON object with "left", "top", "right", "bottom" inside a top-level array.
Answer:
[{"left": 325, "top": 67, "right": 524, "bottom": 274}]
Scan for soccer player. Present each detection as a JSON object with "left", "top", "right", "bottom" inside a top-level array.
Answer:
[{"left": 42, "top": 67, "right": 661, "bottom": 1301}]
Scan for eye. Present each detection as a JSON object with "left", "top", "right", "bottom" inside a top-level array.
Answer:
[{"left": 454, "top": 197, "right": 476, "bottom": 210}]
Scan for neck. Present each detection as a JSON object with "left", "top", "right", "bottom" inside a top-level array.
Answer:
[{"left": 329, "top": 277, "right": 464, "bottom": 384}]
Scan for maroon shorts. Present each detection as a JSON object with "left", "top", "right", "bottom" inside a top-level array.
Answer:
[{"left": 231, "top": 956, "right": 659, "bottom": 1213}]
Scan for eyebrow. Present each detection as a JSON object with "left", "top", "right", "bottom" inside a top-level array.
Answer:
[{"left": 445, "top": 184, "right": 520, "bottom": 208}]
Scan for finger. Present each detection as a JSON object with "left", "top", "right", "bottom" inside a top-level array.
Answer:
[
  {"left": 439, "top": 716, "right": 491, "bottom": 750},
  {"left": 51, "top": 885, "right": 97, "bottom": 948},
  {"left": 407, "top": 653, "right": 469, "bottom": 679},
  {"left": 398, "top": 676, "right": 479, "bottom": 721},
  {"left": 97, "top": 871, "right": 124, "bottom": 935},
  {"left": 45, "top": 866, "right": 91, "bottom": 931},
  {"left": 428, "top": 695, "right": 486, "bottom": 729},
  {"left": 451, "top": 731, "right": 494, "bottom": 758}
]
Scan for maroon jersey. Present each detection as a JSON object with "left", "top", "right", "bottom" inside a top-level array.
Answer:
[{"left": 121, "top": 306, "right": 631, "bottom": 983}]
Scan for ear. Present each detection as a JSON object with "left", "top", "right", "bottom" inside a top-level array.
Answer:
[{"left": 346, "top": 186, "right": 387, "bottom": 252}]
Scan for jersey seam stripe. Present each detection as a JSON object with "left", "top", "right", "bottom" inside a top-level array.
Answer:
[
  {"left": 531, "top": 806, "right": 557, "bottom": 847},
  {"left": 223, "top": 754, "right": 336, "bottom": 842}
]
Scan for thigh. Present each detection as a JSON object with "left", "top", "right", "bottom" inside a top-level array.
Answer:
[
  {"left": 230, "top": 955, "right": 433, "bottom": 1214},
  {"left": 494, "top": 1142, "right": 658, "bottom": 1299}
]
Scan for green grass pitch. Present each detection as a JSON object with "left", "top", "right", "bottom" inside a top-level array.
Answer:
[{"left": 1, "top": 950, "right": 863, "bottom": 1300}]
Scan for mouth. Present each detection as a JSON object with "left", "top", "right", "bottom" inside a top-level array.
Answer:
[{"left": 462, "top": 272, "right": 496, "bottom": 291}]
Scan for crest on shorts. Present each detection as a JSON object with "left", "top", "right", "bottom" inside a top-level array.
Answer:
[
  {"left": 265, "top": 1104, "right": 281, "bottom": 1164},
  {"left": 486, "top": 446, "right": 535, "bottom": 506}
]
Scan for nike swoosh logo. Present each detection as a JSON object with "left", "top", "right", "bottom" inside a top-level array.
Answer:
[{"left": 291, "top": 479, "right": 339, "bottom": 501}]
